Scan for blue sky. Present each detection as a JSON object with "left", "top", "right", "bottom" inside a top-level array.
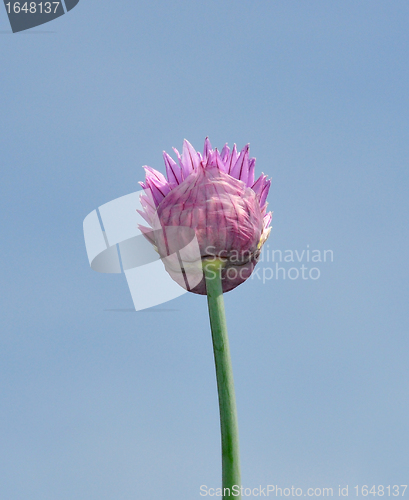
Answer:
[{"left": 1, "top": 1, "right": 408, "bottom": 498}]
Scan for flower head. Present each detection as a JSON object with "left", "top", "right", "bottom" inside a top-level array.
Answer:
[{"left": 138, "top": 138, "right": 272, "bottom": 294}]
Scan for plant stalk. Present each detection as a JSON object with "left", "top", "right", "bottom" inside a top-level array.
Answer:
[{"left": 204, "top": 260, "right": 241, "bottom": 499}]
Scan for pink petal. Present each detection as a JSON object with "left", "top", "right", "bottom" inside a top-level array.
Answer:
[
  {"left": 181, "top": 139, "right": 200, "bottom": 178},
  {"left": 203, "top": 137, "right": 213, "bottom": 159},
  {"left": 247, "top": 158, "right": 256, "bottom": 187},
  {"left": 263, "top": 211, "right": 272, "bottom": 228},
  {"left": 139, "top": 194, "right": 155, "bottom": 216},
  {"left": 139, "top": 192, "right": 157, "bottom": 222},
  {"left": 214, "top": 148, "right": 226, "bottom": 172},
  {"left": 146, "top": 178, "right": 169, "bottom": 207},
  {"left": 163, "top": 151, "right": 182, "bottom": 187},
  {"left": 230, "top": 144, "right": 249, "bottom": 183},
  {"left": 252, "top": 173, "right": 267, "bottom": 197},
  {"left": 226, "top": 144, "right": 238, "bottom": 174},
  {"left": 173, "top": 147, "right": 183, "bottom": 170},
  {"left": 143, "top": 166, "right": 168, "bottom": 186},
  {"left": 221, "top": 143, "right": 230, "bottom": 162},
  {"left": 259, "top": 178, "right": 271, "bottom": 209},
  {"left": 136, "top": 208, "right": 153, "bottom": 226}
]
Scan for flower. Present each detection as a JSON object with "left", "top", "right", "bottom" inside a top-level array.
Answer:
[{"left": 138, "top": 138, "right": 272, "bottom": 294}]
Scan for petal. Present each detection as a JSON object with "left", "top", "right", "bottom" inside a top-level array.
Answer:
[
  {"left": 149, "top": 175, "right": 171, "bottom": 196},
  {"left": 181, "top": 139, "right": 200, "bottom": 178},
  {"left": 259, "top": 178, "right": 271, "bottom": 209},
  {"left": 139, "top": 193, "right": 157, "bottom": 221},
  {"left": 146, "top": 177, "right": 170, "bottom": 207},
  {"left": 214, "top": 148, "right": 226, "bottom": 172},
  {"left": 173, "top": 147, "right": 183, "bottom": 170},
  {"left": 140, "top": 191, "right": 155, "bottom": 209},
  {"left": 140, "top": 196, "right": 154, "bottom": 214},
  {"left": 143, "top": 165, "right": 168, "bottom": 187},
  {"left": 252, "top": 173, "right": 267, "bottom": 197},
  {"left": 230, "top": 144, "right": 249, "bottom": 183},
  {"left": 163, "top": 151, "right": 182, "bottom": 186},
  {"left": 203, "top": 137, "right": 213, "bottom": 159},
  {"left": 221, "top": 143, "right": 230, "bottom": 162},
  {"left": 226, "top": 144, "right": 238, "bottom": 174},
  {"left": 136, "top": 208, "right": 153, "bottom": 226},
  {"left": 247, "top": 158, "right": 256, "bottom": 187},
  {"left": 263, "top": 211, "right": 272, "bottom": 228}
]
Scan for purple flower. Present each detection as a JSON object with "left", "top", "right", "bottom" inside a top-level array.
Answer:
[{"left": 138, "top": 138, "right": 272, "bottom": 294}]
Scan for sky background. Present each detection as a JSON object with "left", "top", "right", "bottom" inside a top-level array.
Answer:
[{"left": 1, "top": 1, "right": 409, "bottom": 498}]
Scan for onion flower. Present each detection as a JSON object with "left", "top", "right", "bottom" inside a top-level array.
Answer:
[{"left": 138, "top": 138, "right": 272, "bottom": 294}]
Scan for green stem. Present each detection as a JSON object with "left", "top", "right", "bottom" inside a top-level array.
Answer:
[{"left": 204, "top": 260, "right": 241, "bottom": 500}]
